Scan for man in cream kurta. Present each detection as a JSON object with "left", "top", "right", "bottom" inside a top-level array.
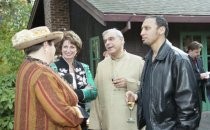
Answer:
[{"left": 89, "top": 28, "right": 144, "bottom": 130}]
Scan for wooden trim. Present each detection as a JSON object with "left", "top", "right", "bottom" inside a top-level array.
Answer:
[
  {"left": 27, "top": 0, "right": 41, "bottom": 29},
  {"left": 73, "top": 0, "right": 106, "bottom": 26},
  {"left": 103, "top": 14, "right": 210, "bottom": 23}
]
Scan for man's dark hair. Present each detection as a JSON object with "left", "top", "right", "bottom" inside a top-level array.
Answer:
[
  {"left": 24, "top": 41, "right": 53, "bottom": 55},
  {"left": 186, "top": 41, "right": 203, "bottom": 52},
  {"left": 145, "top": 15, "right": 169, "bottom": 37}
]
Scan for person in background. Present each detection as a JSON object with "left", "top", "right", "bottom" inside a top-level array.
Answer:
[
  {"left": 50, "top": 30, "right": 97, "bottom": 130},
  {"left": 126, "top": 15, "right": 201, "bottom": 130},
  {"left": 187, "top": 41, "right": 208, "bottom": 103},
  {"left": 89, "top": 28, "right": 144, "bottom": 130},
  {"left": 12, "top": 26, "right": 87, "bottom": 130}
]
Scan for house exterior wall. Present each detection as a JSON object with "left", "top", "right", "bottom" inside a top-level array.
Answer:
[
  {"left": 44, "top": 0, "right": 70, "bottom": 31},
  {"left": 30, "top": 0, "right": 210, "bottom": 58},
  {"left": 70, "top": 1, "right": 105, "bottom": 64},
  {"left": 42, "top": 0, "right": 210, "bottom": 62}
]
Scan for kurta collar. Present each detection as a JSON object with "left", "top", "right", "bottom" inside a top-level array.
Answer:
[{"left": 111, "top": 50, "right": 127, "bottom": 61}]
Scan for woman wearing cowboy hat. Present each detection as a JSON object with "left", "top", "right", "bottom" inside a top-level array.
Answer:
[{"left": 12, "top": 26, "right": 88, "bottom": 130}]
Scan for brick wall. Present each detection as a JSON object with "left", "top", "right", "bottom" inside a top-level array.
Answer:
[{"left": 44, "top": 0, "right": 70, "bottom": 31}]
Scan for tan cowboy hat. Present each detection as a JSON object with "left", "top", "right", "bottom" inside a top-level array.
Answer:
[{"left": 12, "top": 26, "right": 63, "bottom": 50}]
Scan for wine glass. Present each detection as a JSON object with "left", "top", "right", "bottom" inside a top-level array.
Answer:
[{"left": 127, "top": 93, "right": 135, "bottom": 123}]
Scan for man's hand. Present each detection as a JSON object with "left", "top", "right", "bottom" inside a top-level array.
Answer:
[
  {"left": 125, "top": 91, "right": 138, "bottom": 103},
  {"left": 112, "top": 77, "right": 127, "bottom": 88}
]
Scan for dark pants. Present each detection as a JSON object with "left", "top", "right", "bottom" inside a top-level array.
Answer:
[{"left": 81, "top": 119, "right": 88, "bottom": 130}]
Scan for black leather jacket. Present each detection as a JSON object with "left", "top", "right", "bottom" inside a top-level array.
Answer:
[{"left": 137, "top": 40, "right": 201, "bottom": 130}]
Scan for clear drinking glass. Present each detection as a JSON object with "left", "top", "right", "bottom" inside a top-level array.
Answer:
[{"left": 127, "top": 94, "right": 135, "bottom": 123}]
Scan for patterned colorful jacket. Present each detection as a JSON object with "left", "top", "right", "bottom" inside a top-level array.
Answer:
[
  {"left": 14, "top": 58, "right": 84, "bottom": 130},
  {"left": 50, "top": 57, "right": 97, "bottom": 109}
]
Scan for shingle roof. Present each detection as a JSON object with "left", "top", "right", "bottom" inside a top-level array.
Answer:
[
  {"left": 73, "top": 0, "right": 210, "bottom": 25},
  {"left": 87, "top": 0, "right": 210, "bottom": 15}
]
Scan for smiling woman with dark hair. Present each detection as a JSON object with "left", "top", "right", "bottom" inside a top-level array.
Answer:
[{"left": 50, "top": 30, "right": 97, "bottom": 130}]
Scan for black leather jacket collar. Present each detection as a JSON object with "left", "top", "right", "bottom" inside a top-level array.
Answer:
[{"left": 144, "top": 39, "right": 172, "bottom": 61}]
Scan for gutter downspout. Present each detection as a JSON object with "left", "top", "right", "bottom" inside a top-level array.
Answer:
[{"left": 121, "top": 13, "right": 136, "bottom": 33}]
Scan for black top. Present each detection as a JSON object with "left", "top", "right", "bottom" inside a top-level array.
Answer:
[{"left": 188, "top": 56, "right": 206, "bottom": 102}]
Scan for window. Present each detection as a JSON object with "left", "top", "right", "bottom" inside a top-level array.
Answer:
[{"left": 89, "top": 36, "right": 100, "bottom": 76}]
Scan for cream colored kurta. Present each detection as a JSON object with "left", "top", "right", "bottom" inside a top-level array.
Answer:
[{"left": 89, "top": 51, "right": 144, "bottom": 130}]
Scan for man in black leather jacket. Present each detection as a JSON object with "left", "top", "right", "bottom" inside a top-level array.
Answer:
[{"left": 126, "top": 16, "right": 201, "bottom": 130}]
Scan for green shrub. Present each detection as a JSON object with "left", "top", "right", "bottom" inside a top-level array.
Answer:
[{"left": 0, "top": 75, "right": 16, "bottom": 130}]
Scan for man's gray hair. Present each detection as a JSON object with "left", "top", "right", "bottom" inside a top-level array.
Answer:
[{"left": 102, "top": 28, "right": 124, "bottom": 39}]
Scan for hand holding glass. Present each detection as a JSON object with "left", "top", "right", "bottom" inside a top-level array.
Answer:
[
  {"left": 112, "top": 74, "right": 119, "bottom": 91},
  {"left": 127, "top": 93, "right": 135, "bottom": 123}
]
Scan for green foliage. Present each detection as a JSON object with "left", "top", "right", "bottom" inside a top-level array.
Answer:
[
  {"left": 0, "top": 75, "right": 16, "bottom": 130},
  {"left": 0, "top": 0, "right": 31, "bottom": 74},
  {"left": 0, "top": 0, "right": 32, "bottom": 129}
]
